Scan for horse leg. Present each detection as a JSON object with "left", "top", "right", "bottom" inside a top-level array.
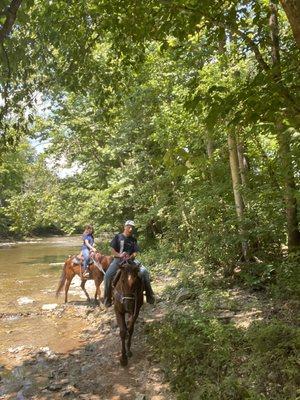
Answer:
[
  {"left": 98, "top": 274, "right": 104, "bottom": 303},
  {"left": 64, "top": 278, "right": 72, "bottom": 303},
  {"left": 94, "top": 277, "right": 101, "bottom": 305},
  {"left": 126, "top": 314, "right": 138, "bottom": 358},
  {"left": 80, "top": 280, "right": 91, "bottom": 302},
  {"left": 116, "top": 312, "right": 128, "bottom": 366}
]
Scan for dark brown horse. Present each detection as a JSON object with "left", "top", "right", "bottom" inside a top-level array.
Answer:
[
  {"left": 113, "top": 261, "right": 143, "bottom": 366},
  {"left": 56, "top": 252, "right": 113, "bottom": 304}
]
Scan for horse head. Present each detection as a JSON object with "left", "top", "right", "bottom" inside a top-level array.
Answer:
[{"left": 118, "top": 261, "right": 141, "bottom": 292}]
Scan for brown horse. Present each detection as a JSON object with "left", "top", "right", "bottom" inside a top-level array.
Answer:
[
  {"left": 113, "top": 261, "right": 144, "bottom": 366},
  {"left": 56, "top": 252, "right": 113, "bottom": 304}
]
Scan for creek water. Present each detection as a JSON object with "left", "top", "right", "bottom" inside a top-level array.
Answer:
[{"left": 0, "top": 236, "right": 98, "bottom": 367}]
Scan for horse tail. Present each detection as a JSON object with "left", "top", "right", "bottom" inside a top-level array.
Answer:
[{"left": 56, "top": 259, "right": 68, "bottom": 297}]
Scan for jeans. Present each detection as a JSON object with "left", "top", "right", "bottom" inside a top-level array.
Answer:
[
  {"left": 82, "top": 248, "right": 90, "bottom": 270},
  {"left": 103, "top": 258, "right": 154, "bottom": 303}
]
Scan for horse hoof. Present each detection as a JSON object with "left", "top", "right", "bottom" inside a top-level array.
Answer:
[
  {"left": 127, "top": 350, "right": 133, "bottom": 358},
  {"left": 120, "top": 357, "right": 128, "bottom": 366}
]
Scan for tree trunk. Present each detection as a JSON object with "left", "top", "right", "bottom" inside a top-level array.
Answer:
[
  {"left": 218, "top": 26, "right": 226, "bottom": 54},
  {"left": 270, "top": 1, "right": 300, "bottom": 251},
  {"left": 277, "top": 124, "right": 300, "bottom": 251},
  {"left": 206, "top": 137, "right": 215, "bottom": 182},
  {"left": 236, "top": 139, "right": 248, "bottom": 187},
  {"left": 0, "top": 0, "right": 23, "bottom": 45},
  {"left": 228, "top": 133, "right": 248, "bottom": 259},
  {"left": 279, "top": 0, "right": 300, "bottom": 49}
]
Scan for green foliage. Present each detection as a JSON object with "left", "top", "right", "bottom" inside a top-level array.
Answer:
[
  {"left": 147, "top": 313, "right": 300, "bottom": 399},
  {"left": 1, "top": 0, "right": 299, "bottom": 265},
  {"left": 270, "top": 254, "right": 300, "bottom": 300}
]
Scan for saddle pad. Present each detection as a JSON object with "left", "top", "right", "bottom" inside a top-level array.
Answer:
[{"left": 72, "top": 256, "right": 82, "bottom": 265}]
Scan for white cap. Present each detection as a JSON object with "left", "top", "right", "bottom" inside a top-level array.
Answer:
[{"left": 124, "top": 220, "right": 135, "bottom": 227}]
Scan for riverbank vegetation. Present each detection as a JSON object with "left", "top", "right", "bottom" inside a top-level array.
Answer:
[{"left": 1, "top": 0, "right": 299, "bottom": 398}]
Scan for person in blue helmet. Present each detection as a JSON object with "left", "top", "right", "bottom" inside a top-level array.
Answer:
[{"left": 103, "top": 220, "right": 155, "bottom": 307}]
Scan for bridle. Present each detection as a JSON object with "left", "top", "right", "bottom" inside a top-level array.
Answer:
[
  {"left": 114, "top": 265, "right": 139, "bottom": 317},
  {"left": 115, "top": 289, "right": 138, "bottom": 318}
]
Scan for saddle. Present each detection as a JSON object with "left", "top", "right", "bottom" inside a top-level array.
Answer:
[{"left": 72, "top": 254, "right": 93, "bottom": 266}]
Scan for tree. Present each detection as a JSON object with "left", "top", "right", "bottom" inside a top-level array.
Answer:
[{"left": 279, "top": 0, "right": 300, "bottom": 48}]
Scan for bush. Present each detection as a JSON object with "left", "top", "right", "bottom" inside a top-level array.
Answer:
[
  {"left": 271, "top": 254, "right": 300, "bottom": 300},
  {"left": 147, "top": 313, "right": 299, "bottom": 400}
]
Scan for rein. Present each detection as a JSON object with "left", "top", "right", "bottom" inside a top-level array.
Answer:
[
  {"left": 91, "top": 254, "right": 106, "bottom": 275},
  {"left": 115, "top": 289, "right": 138, "bottom": 318}
]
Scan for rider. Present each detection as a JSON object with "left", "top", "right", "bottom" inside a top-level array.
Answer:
[
  {"left": 103, "top": 220, "right": 155, "bottom": 307},
  {"left": 82, "top": 224, "right": 97, "bottom": 278}
]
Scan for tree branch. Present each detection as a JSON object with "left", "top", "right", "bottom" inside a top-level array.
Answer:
[
  {"left": 0, "top": 0, "right": 23, "bottom": 45},
  {"left": 228, "top": 25, "right": 270, "bottom": 72},
  {"left": 158, "top": 0, "right": 271, "bottom": 72}
]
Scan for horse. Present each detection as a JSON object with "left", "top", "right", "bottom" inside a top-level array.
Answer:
[
  {"left": 56, "top": 252, "right": 113, "bottom": 304},
  {"left": 113, "top": 261, "right": 144, "bottom": 366}
]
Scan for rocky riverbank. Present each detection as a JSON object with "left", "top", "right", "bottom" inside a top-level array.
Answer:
[{"left": 0, "top": 276, "right": 174, "bottom": 400}]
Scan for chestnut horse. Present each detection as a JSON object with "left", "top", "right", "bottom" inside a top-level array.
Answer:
[
  {"left": 113, "top": 261, "right": 144, "bottom": 366},
  {"left": 56, "top": 252, "right": 113, "bottom": 304}
]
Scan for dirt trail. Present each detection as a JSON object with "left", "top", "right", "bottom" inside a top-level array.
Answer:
[{"left": 0, "top": 278, "right": 175, "bottom": 400}]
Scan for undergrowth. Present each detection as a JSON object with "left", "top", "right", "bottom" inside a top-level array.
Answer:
[
  {"left": 144, "top": 249, "right": 300, "bottom": 400},
  {"left": 147, "top": 313, "right": 299, "bottom": 400}
]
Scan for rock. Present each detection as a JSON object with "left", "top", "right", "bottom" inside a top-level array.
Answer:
[
  {"left": 42, "top": 303, "right": 58, "bottom": 311},
  {"left": 47, "top": 383, "right": 63, "bottom": 391},
  {"left": 58, "top": 378, "right": 69, "bottom": 385},
  {"left": 152, "top": 367, "right": 160, "bottom": 373},
  {"left": 62, "top": 384, "right": 78, "bottom": 396},
  {"left": 175, "top": 288, "right": 194, "bottom": 303},
  {"left": 37, "top": 346, "right": 57, "bottom": 359},
  {"left": 216, "top": 311, "right": 235, "bottom": 323},
  {"left": 16, "top": 391, "right": 25, "bottom": 400},
  {"left": 8, "top": 345, "right": 25, "bottom": 353},
  {"left": 17, "top": 297, "right": 35, "bottom": 305},
  {"left": 70, "top": 350, "right": 81, "bottom": 356},
  {"left": 80, "top": 364, "right": 93, "bottom": 374},
  {"left": 135, "top": 394, "right": 147, "bottom": 400}
]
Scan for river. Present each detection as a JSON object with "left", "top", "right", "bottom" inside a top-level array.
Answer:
[{"left": 0, "top": 236, "right": 97, "bottom": 368}]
